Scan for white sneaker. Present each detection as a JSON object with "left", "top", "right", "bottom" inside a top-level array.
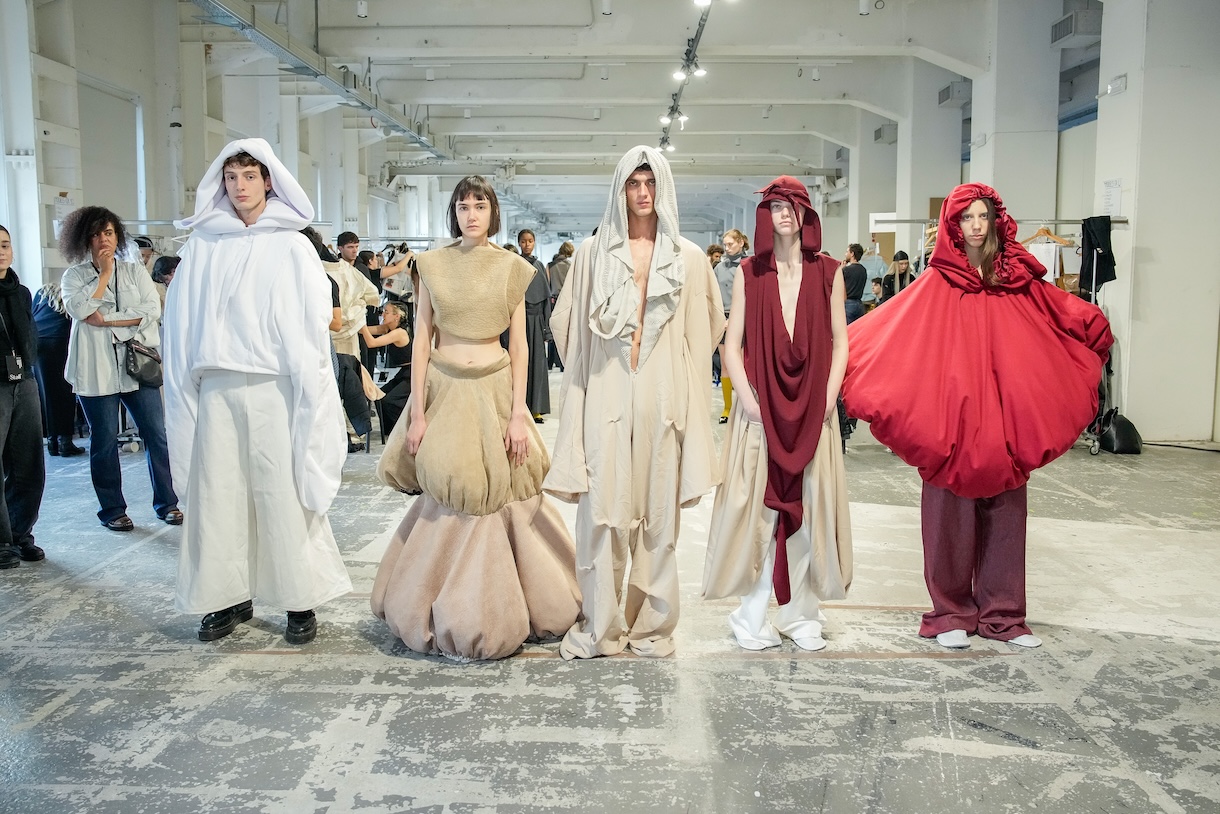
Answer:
[
  {"left": 935, "top": 629, "right": 970, "bottom": 649},
  {"left": 792, "top": 636, "right": 828, "bottom": 652},
  {"left": 1007, "top": 634, "right": 1043, "bottom": 649}
]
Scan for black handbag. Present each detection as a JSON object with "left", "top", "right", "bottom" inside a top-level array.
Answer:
[
  {"left": 114, "top": 269, "right": 163, "bottom": 387},
  {"left": 124, "top": 338, "right": 163, "bottom": 387},
  {"left": 1097, "top": 407, "right": 1142, "bottom": 454}
]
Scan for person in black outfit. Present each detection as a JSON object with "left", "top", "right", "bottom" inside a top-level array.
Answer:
[
  {"left": 31, "top": 282, "right": 84, "bottom": 456},
  {"left": 356, "top": 248, "right": 382, "bottom": 373},
  {"left": 514, "top": 228, "right": 552, "bottom": 422},
  {"left": 0, "top": 225, "right": 47, "bottom": 568},
  {"left": 841, "top": 242, "right": 868, "bottom": 324}
]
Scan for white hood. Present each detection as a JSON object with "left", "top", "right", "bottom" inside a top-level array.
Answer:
[
  {"left": 587, "top": 145, "right": 685, "bottom": 369},
  {"left": 176, "top": 137, "right": 314, "bottom": 234}
]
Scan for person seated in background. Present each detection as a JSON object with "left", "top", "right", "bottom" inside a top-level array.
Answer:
[
  {"left": 134, "top": 236, "right": 158, "bottom": 272},
  {"left": 359, "top": 301, "right": 411, "bottom": 436},
  {"left": 151, "top": 256, "right": 180, "bottom": 312},
  {"left": 867, "top": 277, "right": 883, "bottom": 311}
]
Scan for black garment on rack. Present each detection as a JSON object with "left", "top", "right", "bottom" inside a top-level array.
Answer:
[{"left": 1080, "top": 216, "right": 1116, "bottom": 302}]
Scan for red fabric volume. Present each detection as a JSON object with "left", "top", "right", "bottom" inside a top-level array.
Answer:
[
  {"left": 842, "top": 183, "right": 1114, "bottom": 499},
  {"left": 742, "top": 176, "right": 839, "bottom": 604}
]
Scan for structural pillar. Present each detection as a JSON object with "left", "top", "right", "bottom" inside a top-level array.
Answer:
[
  {"left": 1092, "top": 0, "right": 1220, "bottom": 440},
  {"left": 847, "top": 109, "right": 896, "bottom": 248},
  {"left": 968, "top": 0, "right": 1062, "bottom": 221},
  {"left": 0, "top": 0, "right": 42, "bottom": 279},
  {"left": 895, "top": 57, "right": 962, "bottom": 258}
]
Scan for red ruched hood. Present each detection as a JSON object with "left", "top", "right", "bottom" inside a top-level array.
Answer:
[{"left": 930, "top": 182, "right": 1047, "bottom": 292}]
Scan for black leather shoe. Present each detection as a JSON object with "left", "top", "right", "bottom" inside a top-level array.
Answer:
[
  {"left": 101, "top": 515, "right": 135, "bottom": 532},
  {"left": 17, "top": 543, "right": 45, "bottom": 562},
  {"left": 47, "top": 437, "right": 60, "bottom": 456},
  {"left": 198, "top": 600, "right": 254, "bottom": 642},
  {"left": 59, "top": 438, "right": 85, "bottom": 457},
  {"left": 285, "top": 610, "right": 317, "bottom": 645},
  {"left": 0, "top": 547, "right": 18, "bottom": 570}
]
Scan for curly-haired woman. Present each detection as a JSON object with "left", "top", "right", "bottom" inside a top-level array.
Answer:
[{"left": 59, "top": 206, "right": 181, "bottom": 532}]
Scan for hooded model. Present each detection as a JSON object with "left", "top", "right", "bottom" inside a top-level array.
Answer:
[
  {"left": 164, "top": 137, "right": 351, "bottom": 645},
  {"left": 701, "top": 176, "right": 853, "bottom": 651},
  {"left": 843, "top": 182, "right": 1113, "bottom": 649},
  {"left": 544, "top": 146, "right": 725, "bottom": 659}
]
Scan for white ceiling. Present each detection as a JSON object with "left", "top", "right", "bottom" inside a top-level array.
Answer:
[{"left": 184, "top": 0, "right": 1092, "bottom": 235}]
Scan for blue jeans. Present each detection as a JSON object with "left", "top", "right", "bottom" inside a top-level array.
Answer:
[
  {"left": 845, "top": 299, "right": 866, "bottom": 325},
  {"left": 79, "top": 387, "right": 179, "bottom": 522}
]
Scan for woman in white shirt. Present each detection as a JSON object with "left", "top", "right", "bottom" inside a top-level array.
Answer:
[{"left": 59, "top": 206, "right": 181, "bottom": 532}]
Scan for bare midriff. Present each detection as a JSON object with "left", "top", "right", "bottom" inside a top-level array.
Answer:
[{"left": 434, "top": 332, "right": 504, "bottom": 366}]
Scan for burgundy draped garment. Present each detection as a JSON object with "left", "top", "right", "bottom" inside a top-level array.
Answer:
[{"left": 741, "top": 176, "right": 840, "bottom": 605}]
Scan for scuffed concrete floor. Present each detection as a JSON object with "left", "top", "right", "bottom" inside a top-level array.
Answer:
[{"left": 2, "top": 372, "right": 1219, "bottom": 814}]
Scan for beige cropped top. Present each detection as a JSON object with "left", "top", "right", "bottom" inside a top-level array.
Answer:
[{"left": 416, "top": 243, "right": 536, "bottom": 340}]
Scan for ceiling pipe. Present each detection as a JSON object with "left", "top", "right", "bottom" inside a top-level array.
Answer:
[{"left": 189, "top": 0, "right": 448, "bottom": 159}]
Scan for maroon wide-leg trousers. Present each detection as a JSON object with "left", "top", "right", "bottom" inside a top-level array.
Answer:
[{"left": 919, "top": 481, "right": 1032, "bottom": 641}]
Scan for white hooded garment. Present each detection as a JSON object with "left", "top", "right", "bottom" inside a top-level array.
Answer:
[{"left": 163, "top": 137, "right": 345, "bottom": 514}]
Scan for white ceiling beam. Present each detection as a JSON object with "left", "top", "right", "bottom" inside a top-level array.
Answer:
[{"left": 315, "top": 0, "right": 989, "bottom": 77}]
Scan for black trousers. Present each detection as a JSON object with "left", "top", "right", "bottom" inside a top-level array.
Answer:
[
  {"left": 33, "top": 336, "right": 76, "bottom": 438},
  {"left": 0, "top": 378, "right": 46, "bottom": 549},
  {"left": 379, "top": 366, "right": 411, "bottom": 437}
]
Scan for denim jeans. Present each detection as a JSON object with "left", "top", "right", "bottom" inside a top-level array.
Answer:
[
  {"left": 79, "top": 386, "right": 179, "bottom": 522},
  {"left": 0, "top": 378, "right": 46, "bottom": 549}
]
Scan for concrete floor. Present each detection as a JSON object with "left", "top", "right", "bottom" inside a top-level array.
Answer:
[{"left": 2, "top": 372, "right": 1219, "bottom": 814}]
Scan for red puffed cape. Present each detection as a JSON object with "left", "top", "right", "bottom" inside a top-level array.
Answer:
[{"left": 842, "top": 183, "right": 1113, "bottom": 499}]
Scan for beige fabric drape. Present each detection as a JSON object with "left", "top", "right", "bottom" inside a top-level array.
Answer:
[{"left": 703, "top": 401, "right": 853, "bottom": 602}]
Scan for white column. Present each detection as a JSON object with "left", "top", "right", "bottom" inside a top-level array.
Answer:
[
  {"left": 818, "top": 141, "right": 848, "bottom": 255},
  {"left": 342, "top": 128, "right": 360, "bottom": 235},
  {"left": 847, "top": 109, "right": 896, "bottom": 247},
  {"left": 0, "top": 0, "right": 42, "bottom": 280},
  {"left": 178, "top": 42, "right": 209, "bottom": 216},
  {"left": 1093, "top": 0, "right": 1220, "bottom": 441},
  {"left": 896, "top": 57, "right": 962, "bottom": 258},
  {"left": 317, "top": 109, "right": 344, "bottom": 240},
  {"left": 968, "top": 0, "right": 1062, "bottom": 221},
  {"left": 429, "top": 176, "right": 445, "bottom": 239},
  {"left": 278, "top": 97, "right": 300, "bottom": 178}
]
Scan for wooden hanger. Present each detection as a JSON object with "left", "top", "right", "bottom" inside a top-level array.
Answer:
[{"left": 1021, "top": 226, "right": 1073, "bottom": 246}]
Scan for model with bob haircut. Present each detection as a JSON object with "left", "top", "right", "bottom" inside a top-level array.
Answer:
[
  {"left": 59, "top": 206, "right": 181, "bottom": 533},
  {"left": 371, "top": 175, "right": 580, "bottom": 662},
  {"left": 843, "top": 183, "right": 1113, "bottom": 651}
]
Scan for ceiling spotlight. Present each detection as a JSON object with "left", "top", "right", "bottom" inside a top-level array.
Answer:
[
  {"left": 673, "top": 66, "right": 688, "bottom": 81},
  {"left": 425, "top": 68, "right": 435, "bottom": 81},
  {"left": 858, "top": 0, "right": 870, "bottom": 15},
  {"left": 677, "top": 111, "right": 689, "bottom": 124},
  {"left": 692, "top": 63, "right": 707, "bottom": 78},
  {"left": 600, "top": 65, "right": 610, "bottom": 81},
  {"left": 763, "top": 105, "right": 772, "bottom": 119},
  {"left": 463, "top": 108, "right": 471, "bottom": 118},
  {"left": 810, "top": 68, "right": 820, "bottom": 81},
  {"left": 694, "top": 0, "right": 711, "bottom": 7},
  {"left": 601, "top": 0, "right": 612, "bottom": 14},
  {"left": 659, "top": 112, "right": 673, "bottom": 125},
  {"left": 356, "top": 0, "right": 368, "bottom": 18},
  {"left": 665, "top": 141, "right": 676, "bottom": 153},
  {"left": 593, "top": 108, "right": 602, "bottom": 120}
]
